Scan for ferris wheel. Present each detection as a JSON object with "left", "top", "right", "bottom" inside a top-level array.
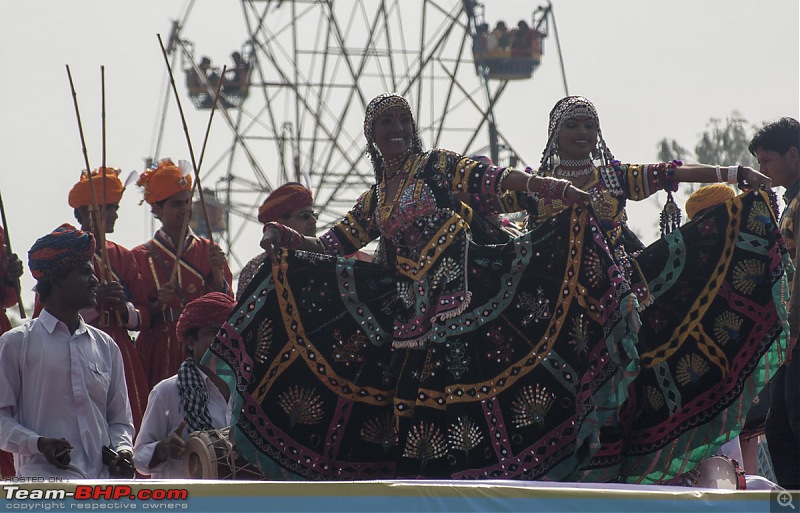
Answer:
[{"left": 149, "top": 0, "right": 562, "bottom": 270}]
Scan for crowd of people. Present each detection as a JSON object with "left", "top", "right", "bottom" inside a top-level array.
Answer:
[{"left": 0, "top": 94, "right": 796, "bottom": 491}]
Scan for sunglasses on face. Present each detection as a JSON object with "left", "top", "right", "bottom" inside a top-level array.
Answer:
[{"left": 289, "top": 211, "right": 319, "bottom": 221}]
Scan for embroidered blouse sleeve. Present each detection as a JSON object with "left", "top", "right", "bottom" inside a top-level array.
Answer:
[
  {"left": 620, "top": 162, "right": 676, "bottom": 201},
  {"left": 319, "top": 187, "right": 381, "bottom": 257},
  {"left": 424, "top": 149, "right": 512, "bottom": 196}
]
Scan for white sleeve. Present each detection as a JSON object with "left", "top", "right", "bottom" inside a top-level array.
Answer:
[
  {"left": 0, "top": 328, "right": 41, "bottom": 456},
  {"left": 132, "top": 380, "right": 183, "bottom": 475},
  {"left": 104, "top": 334, "right": 134, "bottom": 452}
]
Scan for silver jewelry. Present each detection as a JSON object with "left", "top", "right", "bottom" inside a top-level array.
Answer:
[
  {"left": 559, "top": 158, "right": 593, "bottom": 168},
  {"left": 554, "top": 165, "right": 594, "bottom": 178},
  {"left": 727, "top": 165, "right": 739, "bottom": 185}
]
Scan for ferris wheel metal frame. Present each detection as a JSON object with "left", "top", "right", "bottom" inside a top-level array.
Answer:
[{"left": 150, "top": 0, "right": 559, "bottom": 271}]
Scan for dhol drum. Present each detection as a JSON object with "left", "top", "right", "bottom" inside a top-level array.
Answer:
[
  {"left": 689, "top": 455, "right": 747, "bottom": 490},
  {"left": 184, "top": 428, "right": 264, "bottom": 480}
]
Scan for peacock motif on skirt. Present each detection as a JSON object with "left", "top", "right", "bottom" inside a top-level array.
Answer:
[
  {"left": 511, "top": 383, "right": 555, "bottom": 429},
  {"left": 278, "top": 385, "right": 325, "bottom": 427},
  {"left": 403, "top": 421, "right": 448, "bottom": 466},
  {"left": 713, "top": 311, "right": 743, "bottom": 346},
  {"left": 360, "top": 413, "right": 397, "bottom": 452},
  {"left": 675, "top": 354, "right": 710, "bottom": 387},
  {"left": 732, "top": 259, "right": 767, "bottom": 295}
]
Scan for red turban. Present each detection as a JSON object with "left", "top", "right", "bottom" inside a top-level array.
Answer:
[
  {"left": 28, "top": 224, "right": 96, "bottom": 280},
  {"left": 136, "top": 159, "right": 192, "bottom": 205},
  {"left": 68, "top": 168, "right": 124, "bottom": 208},
  {"left": 176, "top": 292, "right": 236, "bottom": 344},
  {"left": 257, "top": 182, "right": 313, "bottom": 224}
]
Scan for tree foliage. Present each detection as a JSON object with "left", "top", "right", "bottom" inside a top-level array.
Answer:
[
  {"left": 644, "top": 112, "right": 760, "bottom": 240},
  {"left": 694, "top": 112, "right": 758, "bottom": 168},
  {"left": 657, "top": 112, "right": 758, "bottom": 167}
]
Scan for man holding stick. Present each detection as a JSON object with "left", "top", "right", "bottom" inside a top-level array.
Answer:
[{"left": 131, "top": 158, "right": 232, "bottom": 389}]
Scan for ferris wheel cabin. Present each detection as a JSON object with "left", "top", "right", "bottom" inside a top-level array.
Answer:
[{"left": 472, "top": 19, "right": 544, "bottom": 81}]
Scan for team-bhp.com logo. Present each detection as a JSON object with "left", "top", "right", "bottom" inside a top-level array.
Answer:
[{"left": 4, "top": 484, "right": 188, "bottom": 501}]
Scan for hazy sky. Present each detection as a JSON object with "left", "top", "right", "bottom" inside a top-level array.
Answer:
[{"left": 1, "top": 0, "right": 798, "bottom": 316}]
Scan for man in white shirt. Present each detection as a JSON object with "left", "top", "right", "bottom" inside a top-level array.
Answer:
[
  {"left": 0, "top": 224, "right": 134, "bottom": 479},
  {"left": 133, "top": 291, "right": 235, "bottom": 478}
]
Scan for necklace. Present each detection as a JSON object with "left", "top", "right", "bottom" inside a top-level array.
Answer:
[
  {"left": 554, "top": 157, "right": 594, "bottom": 178},
  {"left": 554, "top": 167, "right": 594, "bottom": 178},
  {"left": 559, "top": 157, "right": 593, "bottom": 168},
  {"left": 383, "top": 153, "right": 408, "bottom": 179},
  {"left": 377, "top": 159, "right": 413, "bottom": 223}
]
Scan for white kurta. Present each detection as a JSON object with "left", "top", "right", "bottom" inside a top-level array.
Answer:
[
  {"left": 0, "top": 310, "right": 134, "bottom": 478},
  {"left": 133, "top": 368, "right": 232, "bottom": 479}
]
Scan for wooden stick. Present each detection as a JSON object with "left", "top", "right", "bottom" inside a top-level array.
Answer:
[
  {"left": 65, "top": 66, "right": 114, "bottom": 285},
  {"left": 157, "top": 34, "right": 226, "bottom": 290},
  {"left": 99, "top": 66, "right": 124, "bottom": 327},
  {"left": 101, "top": 66, "right": 108, "bottom": 235},
  {"left": 66, "top": 66, "right": 105, "bottom": 264},
  {"left": 0, "top": 192, "right": 26, "bottom": 318}
]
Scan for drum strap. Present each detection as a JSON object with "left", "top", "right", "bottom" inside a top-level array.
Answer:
[{"left": 177, "top": 358, "right": 215, "bottom": 432}]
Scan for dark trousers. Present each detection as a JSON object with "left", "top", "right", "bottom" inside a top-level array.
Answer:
[{"left": 765, "top": 343, "right": 800, "bottom": 489}]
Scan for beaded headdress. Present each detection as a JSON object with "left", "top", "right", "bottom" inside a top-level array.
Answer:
[
  {"left": 539, "top": 96, "right": 614, "bottom": 174},
  {"left": 363, "top": 92, "right": 424, "bottom": 182}
]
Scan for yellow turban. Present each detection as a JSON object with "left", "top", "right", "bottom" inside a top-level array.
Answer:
[
  {"left": 136, "top": 159, "right": 193, "bottom": 205},
  {"left": 685, "top": 183, "right": 735, "bottom": 220},
  {"left": 68, "top": 168, "right": 124, "bottom": 208}
]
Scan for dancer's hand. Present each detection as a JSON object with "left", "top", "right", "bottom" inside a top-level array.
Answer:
[
  {"left": 738, "top": 166, "right": 772, "bottom": 191},
  {"left": 565, "top": 185, "right": 591, "bottom": 206},
  {"left": 260, "top": 226, "right": 282, "bottom": 261}
]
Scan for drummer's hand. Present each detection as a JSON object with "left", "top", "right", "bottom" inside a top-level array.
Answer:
[
  {"left": 738, "top": 166, "right": 772, "bottom": 191},
  {"left": 565, "top": 185, "right": 591, "bottom": 206},
  {"left": 151, "top": 421, "right": 187, "bottom": 467},
  {"left": 259, "top": 226, "right": 282, "bottom": 261}
]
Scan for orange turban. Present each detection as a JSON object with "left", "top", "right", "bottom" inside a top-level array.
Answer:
[
  {"left": 68, "top": 168, "right": 124, "bottom": 208},
  {"left": 685, "top": 183, "right": 736, "bottom": 220},
  {"left": 257, "top": 182, "right": 313, "bottom": 224},
  {"left": 136, "top": 158, "right": 192, "bottom": 205}
]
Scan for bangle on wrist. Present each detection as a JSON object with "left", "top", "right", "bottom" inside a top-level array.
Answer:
[
  {"left": 727, "top": 165, "right": 739, "bottom": 185},
  {"left": 540, "top": 177, "right": 571, "bottom": 199},
  {"left": 714, "top": 165, "right": 722, "bottom": 182},
  {"left": 526, "top": 174, "right": 535, "bottom": 193}
]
